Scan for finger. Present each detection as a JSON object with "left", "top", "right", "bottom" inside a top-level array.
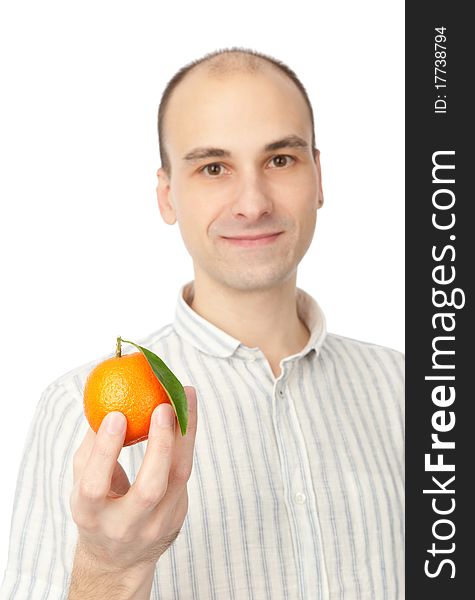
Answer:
[
  {"left": 109, "top": 461, "right": 131, "bottom": 498},
  {"left": 78, "top": 411, "right": 127, "bottom": 506},
  {"left": 72, "top": 427, "right": 97, "bottom": 482},
  {"left": 168, "top": 386, "right": 198, "bottom": 493},
  {"left": 127, "top": 402, "right": 176, "bottom": 512}
]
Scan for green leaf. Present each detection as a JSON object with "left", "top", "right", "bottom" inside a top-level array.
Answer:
[{"left": 120, "top": 338, "right": 188, "bottom": 436}]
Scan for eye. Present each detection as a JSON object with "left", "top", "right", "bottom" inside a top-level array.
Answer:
[
  {"left": 199, "top": 163, "right": 227, "bottom": 177},
  {"left": 268, "top": 154, "right": 295, "bottom": 169}
]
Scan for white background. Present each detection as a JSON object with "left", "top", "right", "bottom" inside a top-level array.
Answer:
[{"left": 0, "top": 0, "right": 404, "bottom": 576}]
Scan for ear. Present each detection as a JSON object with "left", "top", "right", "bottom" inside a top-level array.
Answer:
[
  {"left": 313, "top": 148, "right": 324, "bottom": 209},
  {"left": 156, "top": 167, "right": 177, "bottom": 225}
]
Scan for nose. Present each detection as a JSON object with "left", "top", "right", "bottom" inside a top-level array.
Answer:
[{"left": 230, "top": 171, "right": 273, "bottom": 221}]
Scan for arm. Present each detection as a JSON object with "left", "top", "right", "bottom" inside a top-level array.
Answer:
[
  {"left": 68, "top": 386, "right": 198, "bottom": 600},
  {"left": 68, "top": 542, "right": 155, "bottom": 599}
]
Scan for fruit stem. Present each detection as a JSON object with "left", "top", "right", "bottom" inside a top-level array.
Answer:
[{"left": 116, "top": 336, "right": 122, "bottom": 358}]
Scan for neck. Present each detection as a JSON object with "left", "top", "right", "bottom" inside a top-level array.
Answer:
[{"left": 188, "top": 271, "right": 309, "bottom": 377}]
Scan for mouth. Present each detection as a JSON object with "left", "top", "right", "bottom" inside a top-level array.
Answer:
[{"left": 220, "top": 231, "right": 283, "bottom": 247}]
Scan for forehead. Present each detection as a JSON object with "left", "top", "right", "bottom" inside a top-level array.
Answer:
[{"left": 163, "top": 66, "right": 313, "bottom": 158}]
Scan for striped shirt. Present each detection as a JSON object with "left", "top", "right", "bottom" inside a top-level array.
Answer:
[{"left": 1, "top": 282, "right": 404, "bottom": 599}]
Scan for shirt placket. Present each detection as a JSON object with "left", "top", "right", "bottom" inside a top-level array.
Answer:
[{"left": 273, "top": 358, "right": 329, "bottom": 600}]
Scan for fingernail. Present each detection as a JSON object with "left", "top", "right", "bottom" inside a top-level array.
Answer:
[
  {"left": 105, "top": 412, "right": 126, "bottom": 435},
  {"left": 157, "top": 403, "right": 174, "bottom": 428}
]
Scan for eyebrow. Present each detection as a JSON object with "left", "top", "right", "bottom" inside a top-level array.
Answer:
[
  {"left": 264, "top": 135, "right": 309, "bottom": 152},
  {"left": 182, "top": 134, "right": 309, "bottom": 163}
]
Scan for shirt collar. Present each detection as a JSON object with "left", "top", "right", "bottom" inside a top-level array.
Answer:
[{"left": 173, "top": 281, "right": 327, "bottom": 359}]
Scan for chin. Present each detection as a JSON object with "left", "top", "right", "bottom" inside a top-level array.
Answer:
[{"left": 212, "top": 262, "right": 297, "bottom": 292}]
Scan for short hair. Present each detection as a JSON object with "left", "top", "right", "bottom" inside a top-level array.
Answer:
[{"left": 157, "top": 47, "right": 316, "bottom": 175}]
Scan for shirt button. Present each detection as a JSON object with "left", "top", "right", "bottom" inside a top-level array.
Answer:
[
  {"left": 278, "top": 388, "right": 284, "bottom": 397},
  {"left": 294, "top": 492, "right": 307, "bottom": 505}
]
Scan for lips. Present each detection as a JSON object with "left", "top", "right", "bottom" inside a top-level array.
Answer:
[
  {"left": 222, "top": 231, "right": 282, "bottom": 240},
  {"left": 220, "top": 231, "right": 283, "bottom": 247}
]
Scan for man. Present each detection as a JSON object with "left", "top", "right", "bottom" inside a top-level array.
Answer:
[{"left": 1, "top": 48, "right": 404, "bottom": 599}]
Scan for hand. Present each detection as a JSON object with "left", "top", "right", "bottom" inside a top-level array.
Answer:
[{"left": 70, "top": 386, "right": 198, "bottom": 573}]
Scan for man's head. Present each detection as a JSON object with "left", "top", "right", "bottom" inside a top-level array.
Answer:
[
  {"left": 156, "top": 48, "right": 324, "bottom": 293},
  {"left": 157, "top": 49, "right": 317, "bottom": 177}
]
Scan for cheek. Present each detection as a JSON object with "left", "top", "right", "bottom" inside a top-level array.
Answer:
[
  {"left": 291, "top": 186, "right": 318, "bottom": 247},
  {"left": 175, "top": 198, "right": 216, "bottom": 256},
  {"left": 176, "top": 179, "right": 227, "bottom": 229},
  {"left": 279, "top": 179, "right": 318, "bottom": 224},
  {"left": 273, "top": 168, "right": 318, "bottom": 206}
]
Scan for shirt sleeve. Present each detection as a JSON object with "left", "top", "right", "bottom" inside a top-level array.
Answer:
[{"left": 0, "top": 379, "right": 87, "bottom": 599}]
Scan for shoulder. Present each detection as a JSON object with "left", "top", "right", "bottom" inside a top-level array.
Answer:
[
  {"left": 322, "top": 332, "right": 404, "bottom": 383},
  {"left": 324, "top": 332, "right": 404, "bottom": 362},
  {"left": 320, "top": 333, "right": 404, "bottom": 421}
]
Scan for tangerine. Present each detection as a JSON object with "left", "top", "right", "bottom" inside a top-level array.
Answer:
[{"left": 83, "top": 351, "right": 171, "bottom": 446}]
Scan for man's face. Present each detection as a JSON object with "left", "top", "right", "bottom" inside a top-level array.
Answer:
[{"left": 157, "top": 66, "right": 323, "bottom": 292}]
